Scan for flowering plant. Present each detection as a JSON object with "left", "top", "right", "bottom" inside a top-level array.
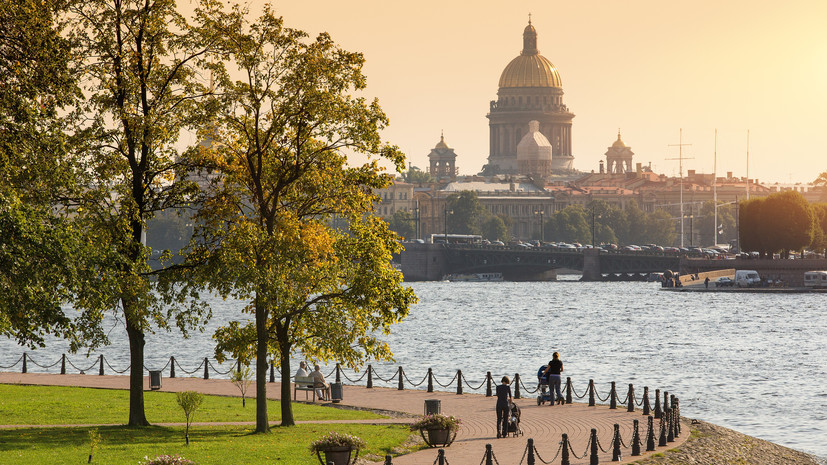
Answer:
[
  {"left": 139, "top": 455, "right": 197, "bottom": 465},
  {"left": 409, "top": 414, "right": 462, "bottom": 432},
  {"left": 308, "top": 431, "right": 366, "bottom": 453}
]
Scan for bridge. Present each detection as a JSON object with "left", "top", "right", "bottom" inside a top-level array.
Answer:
[{"left": 400, "top": 243, "right": 681, "bottom": 281}]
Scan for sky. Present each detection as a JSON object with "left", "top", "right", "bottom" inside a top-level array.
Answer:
[{"left": 214, "top": 0, "right": 827, "bottom": 184}]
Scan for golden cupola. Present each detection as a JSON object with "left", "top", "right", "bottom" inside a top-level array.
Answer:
[{"left": 498, "top": 21, "right": 562, "bottom": 88}]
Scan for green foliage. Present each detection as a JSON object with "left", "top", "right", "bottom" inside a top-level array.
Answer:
[
  {"left": 87, "top": 428, "right": 101, "bottom": 463},
  {"left": 481, "top": 215, "right": 509, "bottom": 242},
  {"left": 810, "top": 203, "right": 827, "bottom": 254},
  {"left": 388, "top": 210, "right": 416, "bottom": 240},
  {"left": 229, "top": 366, "right": 253, "bottom": 407},
  {"left": 139, "top": 455, "right": 196, "bottom": 465},
  {"left": 186, "top": 3, "right": 416, "bottom": 431},
  {"left": 400, "top": 167, "right": 431, "bottom": 184},
  {"left": 177, "top": 391, "right": 204, "bottom": 444},
  {"left": 308, "top": 431, "right": 366, "bottom": 452},
  {"left": 740, "top": 191, "right": 814, "bottom": 257},
  {"left": 446, "top": 191, "right": 486, "bottom": 235},
  {"left": 409, "top": 414, "right": 462, "bottom": 432}
]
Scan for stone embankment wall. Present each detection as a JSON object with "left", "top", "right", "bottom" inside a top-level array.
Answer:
[
  {"left": 630, "top": 419, "right": 824, "bottom": 465},
  {"left": 681, "top": 258, "right": 827, "bottom": 287}
]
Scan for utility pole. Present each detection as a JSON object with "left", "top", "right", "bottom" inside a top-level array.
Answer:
[
  {"left": 666, "top": 129, "right": 694, "bottom": 248},
  {"left": 713, "top": 129, "right": 718, "bottom": 247}
]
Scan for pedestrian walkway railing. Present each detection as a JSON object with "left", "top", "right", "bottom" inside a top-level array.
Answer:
[
  {"left": 374, "top": 411, "right": 683, "bottom": 465},
  {"left": 2, "top": 353, "right": 677, "bottom": 415}
]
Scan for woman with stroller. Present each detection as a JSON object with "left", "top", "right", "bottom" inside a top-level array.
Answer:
[
  {"left": 543, "top": 352, "right": 564, "bottom": 405},
  {"left": 495, "top": 376, "right": 512, "bottom": 438}
]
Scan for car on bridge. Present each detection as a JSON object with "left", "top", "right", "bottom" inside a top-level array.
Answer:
[{"left": 715, "top": 277, "right": 735, "bottom": 287}]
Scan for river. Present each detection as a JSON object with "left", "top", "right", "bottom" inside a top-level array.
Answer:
[{"left": 1, "top": 280, "right": 825, "bottom": 459}]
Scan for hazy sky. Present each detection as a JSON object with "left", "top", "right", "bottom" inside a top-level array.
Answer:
[{"left": 220, "top": 1, "right": 827, "bottom": 184}]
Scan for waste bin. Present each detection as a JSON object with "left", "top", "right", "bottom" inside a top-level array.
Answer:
[
  {"left": 330, "top": 382, "right": 343, "bottom": 403},
  {"left": 424, "top": 399, "right": 441, "bottom": 415},
  {"left": 149, "top": 370, "right": 162, "bottom": 390}
]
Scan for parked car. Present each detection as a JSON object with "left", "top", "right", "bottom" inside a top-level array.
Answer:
[{"left": 715, "top": 277, "right": 734, "bottom": 287}]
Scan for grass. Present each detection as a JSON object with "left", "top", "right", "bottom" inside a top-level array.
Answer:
[
  {"left": 0, "top": 384, "right": 415, "bottom": 464},
  {"left": 0, "top": 424, "right": 413, "bottom": 465},
  {"left": 0, "top": 384, "right": 382, "bottom": 425}
]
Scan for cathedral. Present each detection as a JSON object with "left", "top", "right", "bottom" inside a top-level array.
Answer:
[{"left": 485, "top": 19, "right": 575, "bottom": 176}]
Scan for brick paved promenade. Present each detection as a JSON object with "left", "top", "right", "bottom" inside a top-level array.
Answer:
[{"left": 0, "top": 372, "right": 688, "bottom": 464}]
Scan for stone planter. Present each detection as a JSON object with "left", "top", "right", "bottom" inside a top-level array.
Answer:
[
  {"left": 315, "top": 446, "right": 358, "bottom": 465},
  {"left": 420, "top": 428, "right": 457, "bottom": 448}
]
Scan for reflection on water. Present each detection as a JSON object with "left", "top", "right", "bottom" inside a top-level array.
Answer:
[{"left": 2, "top": 280, "right": 825, "bottom": 459}]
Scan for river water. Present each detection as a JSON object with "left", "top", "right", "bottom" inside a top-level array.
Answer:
[{"left": 1, "top": 280, "right": 825, "bottom": 459}]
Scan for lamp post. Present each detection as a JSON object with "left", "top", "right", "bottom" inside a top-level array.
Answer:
[
  {"left": 683, "top": 214, "right": 694, "bottom": 247},
  {"left": 591, "top": 206, "right": 601, "bottom": 247},
  {"left": 443, "top": 208, "right": 452, "bottom": 243},
  {"left": 414, "top": 203, "right": 420, "bottom": 241},
  {"left": 534, "top": 210, "right": 544, "bottom": 242}
]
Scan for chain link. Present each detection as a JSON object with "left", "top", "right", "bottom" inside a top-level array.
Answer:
[
  {"left": 432, "top": 371, "right": 459, "bottom": 388},
  {"left": 570, "top": 382, "right": 586, "bottom": 399},
  {"left": 26, "top": 355, "right": 62, "bottom": 369},
  {"left": 0, "top": 355, "right": 23, "bottom": 369},
  {"left": 66, "top": 358, "right": 98, "bottom": 373},
  {"left": 463, "top": 375, "right": 487, "bottom": 391},
  {"left": 569, "top": 437, "right": 587, "bottom": 460},
  {"left": 518, "top": 377, "right": 539, "bottom": 394},
  {"left": 370, "top": 368, "right": 398, "bottom": 383},
  {"left": 338, "top": 369, "right": 367, "bottom": 383},
  {"left": 208, "top": 359, "right": 235, "bottom": 375},
  {"left": 594, "top": 385, "right": 610, "bottom": 402},
  {"left": 104, "top": 356, "right": 131, "bottom": 374},
  {"left": 595, "top": 433, "right": 610, "bottom": 453},
  {"left": 533, "top": 440, "right": 562, "bottom": 464},
  {"left": 403, "top": 369, "right": 429, "bottom": 387}
]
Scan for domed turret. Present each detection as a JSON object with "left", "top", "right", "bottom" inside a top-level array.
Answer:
[{"left": 498, "top": 20, "right": 562, "bottom": 88}]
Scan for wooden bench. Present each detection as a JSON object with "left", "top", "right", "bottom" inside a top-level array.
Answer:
[{"left": 294, "top": 375, "right": 330, "bottom": 402}]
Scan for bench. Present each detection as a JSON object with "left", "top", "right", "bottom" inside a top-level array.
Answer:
[{"left": 294, "top": 375, "right": 330, "bottom": 402}]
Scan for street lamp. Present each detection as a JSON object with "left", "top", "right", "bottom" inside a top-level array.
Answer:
[
  {"left": 591, "top": 206, "right": 602, "bottom": 247},
  {"left": 443, "top": 208, "right": 452, "bottom": 243},
  {"left": 414, "top": 204, "right": 420, "bottom": 241},
  {"left": 534, "top": 210, "right": 544, "bottom": 242}
]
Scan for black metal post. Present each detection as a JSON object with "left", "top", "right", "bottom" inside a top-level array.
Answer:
[
  {"left": 269, "top": 360, "right": 274, "bottom": 383},
  {"left": 658, "top": 413, "right": 668, "bottom": 447},
  {"left": 438, "top": 449, "right": 446, "bottom": 465},
  {"left": 609, "top": 381, "right": 617, "bottom": 409},
  {"left": 561, "top": 433, "right": 571, "bottom": 465},
  {"left": 632, "top": 419, "right": 641, "bottom": 456},
  {"left": 588, "top": 379, "right": 595, "bottom": 406},
  {"left": 60, "top": 354, "right": 66, "bottom": 375},
  {"left": 590, "top": 428, "right": 599, "bottom": 465},
  {"left": 98, "top": 354, "right": 104, "bottom": 375},
  {"left": 642, "top": 386, "right": 650, "bottom": 416},
  {"left": 627, "top": 384, "right": 635, "bottom": 412},
  {"left": 486, "top": 371, "right": 492, "bottom": 397},
  {"left": 527, "top": 438, "right": 535, "bottom": 465},
  {"left": 674, "top": 398, "right": 681, "bottom": 436},
  {"left": 22, "top": 352, "right": 27, "bottom": 373},
  {"left": 646, "top": 416, "right": 656, "bottom": 451},
  {"left": 335, "top": 363, "right": 341, "bottom": 384},
  {"left": 566, "top": 377, "right": 573, "bottom": 404},
  {"left": 384, "top": 454, "right": 393, "bottom": 465},
  {"left": 236, "top": 358, "right": 241, "bottom": 373},
  {"left": 428, "top": 368, "right": 434, "bottom": 393},
  {"left": 485, "top": 444, "right": 493, "bottom": 465},
  {"left": 170, "top": 356, "right": 176, "bottom": 378},
  {"left": 663, "top": 391, "right": 670, "bottom": 413},
  {"left": 367, "top": 364, "right": 373, "bottom": 389},
  {"left": 456, "top": 370, "right": 463, "bottom": 395},
  {"left": 514, "top": 373, "right": 521, "bottom": 399},
  {"left": 397, "top": 366, "right": 404, "bottom": 390},
  {"left": 654, "top": 389, "right": 662, "bottom": 418},
  {"left": 667, "top": 407, "right": 675, "bottom": 442},
  {"left": 203, "top": 357, "right": 209, "bottom": 380},
  {"left": 612, "top": 423, "right": 622, "bottom": 461}
]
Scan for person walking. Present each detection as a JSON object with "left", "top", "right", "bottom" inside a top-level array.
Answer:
[
  {"left": 495, "top": 376, "right": 512, "bottom": 438},
  {"left": 543, "top": 352, "right": 564, "bottom": 405}
]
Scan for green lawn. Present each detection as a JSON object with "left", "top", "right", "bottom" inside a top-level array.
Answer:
[
  {"left": 0, "top": 424, "right": 413, "bottom": 465},
  {"left": 0, "top": 384, "right": 416, "bottom": 464},
  {"left": 0, "top": 384, "right": 382, "bottom": 424}
]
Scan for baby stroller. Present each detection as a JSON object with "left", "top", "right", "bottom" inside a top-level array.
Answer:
[
  {"left": 506, "top": 401, "right": 523, "bottom": 437},
  {"left": 537, "top": 364, "right": 552, "bottom": 405}
]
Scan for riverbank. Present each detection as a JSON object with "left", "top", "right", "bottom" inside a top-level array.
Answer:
[{"left": 631, "top": 419, "right": 825, "bottom": 465}]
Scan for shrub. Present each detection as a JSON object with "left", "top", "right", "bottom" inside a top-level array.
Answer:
[
  {"left": 409, "top": 414, "right": 461, "bottom": 432},
  {"left": 308, "top": 431, "right": 366, "bottom": 453}
]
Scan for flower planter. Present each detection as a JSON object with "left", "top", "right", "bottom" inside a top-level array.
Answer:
[
  {"left": 420, "top": 428, "right": 457, "bottom": 448},
  {"left": 316, "top": 446, "right": 358, "bottom": 465}
]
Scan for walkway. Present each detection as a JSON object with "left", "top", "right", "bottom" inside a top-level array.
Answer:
[{"left": 0, "top": 372, "right": 688, "bottom": 464}]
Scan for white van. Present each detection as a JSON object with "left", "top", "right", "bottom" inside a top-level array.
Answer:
[
  {"left": 804, "top": 271, "right": 827, "bottom": 288},
  {"left": 735, "top": 270, "right": 761, "bottom": 288}
]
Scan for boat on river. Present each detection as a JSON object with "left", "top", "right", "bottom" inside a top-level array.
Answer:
[{"left": 444, "top": 272, "right": 503, "bottom": 282}]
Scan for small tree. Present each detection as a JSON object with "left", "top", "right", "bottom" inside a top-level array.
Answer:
[
  {"left": 230, "top": 365, "right": 253, "bottom": 407},
  {"left": 87, "top": 428, "right": 101, "bottom": 463},
  {"left": 176, "top": 391, "right": 204, "bottom": 445}
]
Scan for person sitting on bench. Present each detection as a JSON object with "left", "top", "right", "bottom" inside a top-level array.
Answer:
[{"left": 310, "top": 364, "right": 331, "bottom": 401}]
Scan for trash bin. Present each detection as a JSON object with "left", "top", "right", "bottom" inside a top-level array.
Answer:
[
  {"left": 330, "top": 382, "right": 343, "bottom": 403},
  {"left": 149, "top": 370, "right": 162, "bottom": 390},
  {"left": 424, "top": 399, "right": 441, "bottom": 415}
]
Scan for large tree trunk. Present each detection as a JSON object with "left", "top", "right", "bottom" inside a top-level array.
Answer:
[
  {"left": 124, "top": 298, "right": 149, "bottom": 427},
  {"left": 254, "top": 295, "right": 269, "bottom": 433},
  {"left": 279, "top": 340, "right": 294, "bottom": 426}
]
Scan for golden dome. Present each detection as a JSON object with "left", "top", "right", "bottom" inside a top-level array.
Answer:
[
  {"left": 435, "top": 131, "right": 450, "bottom": 149},
  {"left": 498, "top": 21, "right": 562, "bottom": 88},
  {"left": 611, "top": 130, "right": 627, "bottom": 148}
]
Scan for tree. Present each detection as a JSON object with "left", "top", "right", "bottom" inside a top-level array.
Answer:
[
  {"left": 400, "top": 166, "right": 431, "bottom": 184},
  {"left": 388, "top": 210, "right": 416, "bottom": 240},
  {"left": 810, "top": 203, "right": 827, "bottom": 256},
  {"left": 446, "top": 191, "right": 485, "bottom": 235},
  {"left": 176, "top": 391, "right": 204, "bottom": 445},
  {"left": 481, "top": 215, "right": 509, "bottom": 242},
  {"left": 739, "top": 197, "right": 766, "bottom": 256},
  {"left": 188, "top": 3, "right": 415, "bottom": 432},
  {"left": 230, "top": 365, "right": 253, "bottom": 407},
  {"left": 61, "top": 0, "right": 214, "bottom": 426},
  {"left": 763, "top": 191, "right": 814, "bottom": 258},
  {"left": 547, "top": 206, "right": 590, "bottom": 244}
]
